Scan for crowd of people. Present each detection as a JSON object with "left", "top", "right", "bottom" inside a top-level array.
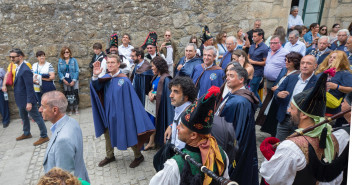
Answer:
[{"left": 0, "top": 7, "right": 351, "bottom": 185}]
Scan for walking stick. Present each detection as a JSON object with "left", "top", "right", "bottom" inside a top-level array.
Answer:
[{"left": 171, "top": 145, "right": 238, "bottom": 185}]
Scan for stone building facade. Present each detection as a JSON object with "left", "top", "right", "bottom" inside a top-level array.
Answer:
[{"left": 0, "top": 0, "right": 350, "bottom": 117}]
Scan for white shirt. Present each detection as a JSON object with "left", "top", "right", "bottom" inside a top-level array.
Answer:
[
  {"left": 165, "top": 45, "right": 174, "bottom": 65},
  {"left": 284, "top": 40, "right": 306, "bottom": 56},
  {"left": 287, "top": 14, "right": 304, "bottom": 29},
  {"left": 118, "top": 44, "right": 134, "bottom": 64},
  {"left": 260, "top": 129, "right": 349, "bottom": 185},
  {"left": 170, "top": 101, "right": 191, "bottom": 149},
  {"left": 92, "top": 70, "right": 121, "bottom": 81},
  {"left": 287, "top": 73, "right": 314, "bottom": 111},
  {"left": 149, "top": 153, "right": 230, "bottom": 185}
]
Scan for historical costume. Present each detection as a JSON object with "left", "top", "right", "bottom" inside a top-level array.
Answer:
[
  {"left": 149, "top": 86, "right": 230, "bottom": 185},
  {"left": 141, "top": 32, "right": 160, "bottom": 62},
  {"left": 130, "top": 60, "right": 153, "bottom": 106},
  {"left": 191, "top": 63, "right": 224, "bottom": 98},
  {"left": 199, "top": 26, "right": 213, "bottom": 57},
  {"left": 174, "top": 56, "right": 203, "bottom": 77},
  {"left": 149, "top": 73, "right": 174, "bottom": 146},
  {"left": 260, "top": 69, "right": 350, "bottom": 185},
  {"left": 90, "top": 73, "right": 155, "bottom": 150},
  {"left": 219, "top": 51, "right": 232, "bottom": 70},
  {"left": 214, "top": 88, "right": 259, "bottom": 185}
]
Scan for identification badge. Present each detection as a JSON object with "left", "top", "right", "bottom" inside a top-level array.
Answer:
[{"left": 65, "top": 73, "right": 70, "bottom": 78}]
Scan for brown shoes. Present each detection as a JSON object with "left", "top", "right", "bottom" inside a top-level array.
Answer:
[
  {"left": 16, "top": 134, "right": 32, "bottom": 141},
  {"left": 98, "top": 156, "right": 116, "bottom": 167},
  {"left": 33, "top": 137, "right": 50, "bottom": 146},
  {"left": 129, "top": 155, "right": 144, "bottom": 168}
]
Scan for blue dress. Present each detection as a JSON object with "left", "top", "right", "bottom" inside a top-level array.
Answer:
[{"left": 148, "top": 77, "right": 160, "bottom": 124}]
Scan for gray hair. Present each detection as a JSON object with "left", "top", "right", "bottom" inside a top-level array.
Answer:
[
  {"left": 226, "top": 36, "right": 237, "bottom": 44},
  {"left": 255, "top": 19, "right": 261, "bottom": 23},
  {"left": 291, "top": 6, "right": 299, "bottom": 12},
  {"left": 338, "top": 29, "right": 350, "bottom": 36},
  {"left": 42, "top": 91, "right": 68, "bottom": 113},
  {"left": 289, "top": 30, "right": 300, "bottom": 38},
  {"left": 204, "top": 46, "right": 217, "bottom": 57},
  {"left": 228, "top": 66, "right": 248, "bottom": 85},
  {"left": 185, "top": 43, "right": 197, "bottom": 51},
  {"left": 318, "top": 36, "right": 330, "bottom": 43}
]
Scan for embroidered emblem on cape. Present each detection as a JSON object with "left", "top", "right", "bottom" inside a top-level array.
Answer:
[
  {"left": 118, "top": 79, "right": 125, "bottom": 86},
  {"left": 210, "top": 73, "right": 217, "bottom": 80}
]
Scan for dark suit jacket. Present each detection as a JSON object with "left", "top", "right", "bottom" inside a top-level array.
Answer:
[
  {"left": 14, "top": 63, "right": 37, "bottom": 108},
  {"left": 274, "top": 73, "right": 317, "bottom": 123}
]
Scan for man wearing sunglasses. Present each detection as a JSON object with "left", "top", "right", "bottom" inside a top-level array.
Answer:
[{"left": 9, "top": 48, "right": 49, "bottom": 146}]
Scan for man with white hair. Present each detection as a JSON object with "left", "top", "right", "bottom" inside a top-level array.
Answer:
[
  {"left": 40, "top": 91, "right": 89, "bottom": 182},
  {"left": 219, "top": 36, "right": 237, "bottom": 70},
  {"left": 284, "top": 30, "right": 306, "bottom": 56},
  {"left": 306, "top": 36, "right": 332, "bottom": 65},
  {"left": 345, "top": 36, "right": 352, "bottom": 67},
  {"left": 331, "top": 29, "right": 350, "bottom": 51},
  {"left": 287, "top": 6, "right": 303, "bottom": 30},
  {"left": 191, "top": 46, "right": 224, "bottom": 98}
]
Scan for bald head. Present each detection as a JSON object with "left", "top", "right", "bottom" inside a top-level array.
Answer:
[
  {"left": 300, "top": 55, "right": 317, "bottom": 77},
  {"left": 346, "top": 36, "right": 352, "bottom": 52}
]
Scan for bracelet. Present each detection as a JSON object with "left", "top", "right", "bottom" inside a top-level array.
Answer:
[{"left": 336, "top": 84, "right": 339, "bottom": 90}]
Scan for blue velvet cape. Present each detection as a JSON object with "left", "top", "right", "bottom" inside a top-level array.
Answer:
[
  {"left": 131, "top": 65, "right": 154, "bottom": 107},
  {"left": 191, "top": 64, "right": 225, "bottom": 98},
  {"left": 90, "top": 74, "right": 155, "bottom": 150},
  {"left": 174, "top": 56, "right": 203, "bottom": 77},
  {"left": 221, "top": 94, "right": 259, "bottom": 185}
]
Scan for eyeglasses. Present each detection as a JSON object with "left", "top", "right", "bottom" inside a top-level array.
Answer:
[
  {"left": 269, "top": 42, "right": 279, "bottom": 45},
  {"left": 64, "top": 51, "right": 70, "bottom": 54},
  {"left": 338, "top": 35, "right": 347, "bottom": 37},
  {"left": 321, "top": 29, "right": 327, "bottom": 31},
  {"left": 9, "top": 56, "right": 18, "bottom": 59},
  {"left": 223, "top": 35, "right": 227, "bottom": 38},
  {"left": 164, "top": 35, "right": 171, "bottom": 37}
]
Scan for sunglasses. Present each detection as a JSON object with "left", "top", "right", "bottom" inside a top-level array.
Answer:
[
  {"left": 64, "top": 51, "right": 70, "bottom": 54},
  {"left": 9, "top": 56, "right": 18, "bottom": 59},
  {"left": 321, "top": 29, "right": 327, "bottom": 31}
]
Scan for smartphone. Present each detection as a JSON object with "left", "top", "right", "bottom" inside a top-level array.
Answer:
[{"left": 165, "top": 42, "right": 171, "bottom": 46}]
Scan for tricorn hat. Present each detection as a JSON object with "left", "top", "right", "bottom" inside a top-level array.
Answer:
[
  {"left": 181, "top": 86, "right": 220, "bottom": 134},
  {"left": 141, "top": 32, "right": 158, "bottom": 50}
]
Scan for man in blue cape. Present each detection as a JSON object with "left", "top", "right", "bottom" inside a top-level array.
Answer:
[
  {"left": 130, "top": 47, "right": 153, "bottom": 106},
  {"left": 174, "top": 43, "right": 203, "bottom": 77},
  {"left": 213, "top": 65, "right": 259, "bottom": 185},
  {"left": 219, "top": 36, "right": 237, "bottom": 70},
  {"left": 191, "top": 46, "right": 224, "bottom": 98},
  {"left": 90, "top": 54, "right": 155, "bottom": 168}
]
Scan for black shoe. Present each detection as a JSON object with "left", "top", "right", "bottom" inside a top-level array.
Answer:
[
  {"left": 129, "top": 155, "right": 144, "bottom": 168},
  {"left": 98, "top": 156, "right": 116, "bottom": 167},
  {"left": 3, "top": 123, "right": 9, "bottom": 128}
]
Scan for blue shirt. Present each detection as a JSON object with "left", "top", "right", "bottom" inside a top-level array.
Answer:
[
  {"left": 264, "top": 47, "right": 290, "bottom": 81},
  {"left": 248, "top": 42, "right": 269, "bottom": 77},
  {"left": 284, "top": 40, "right": 306, "bottom": 56},
  {"left": 303, "top": 31, "right": 321, "bottom": 51},
  {"left": 50, "top": 115, "right": 67, "bottom": 133},
  {"left": 347, "top": 52, "right": 352, "bottom": 69},
  {"left": 171, "top": 101, "right": 192, "bottom": 149}
]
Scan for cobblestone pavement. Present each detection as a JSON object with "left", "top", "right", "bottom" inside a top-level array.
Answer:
[{"left": 0, "top": 108, "right": 269, "bottom": 185}]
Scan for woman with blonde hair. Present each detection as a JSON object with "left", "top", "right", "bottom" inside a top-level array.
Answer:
[
  {"left": 315, "top": 50, "right": 352, "bottom": 125},
  {"left": 235, "top": 28, "right": 250, "bottom": 50},
  {"left": 37, "top": 167, "right": 89, "bottom": 185},
  {"left": 215, "top": 31, "right": 228, "bottom": 62}
]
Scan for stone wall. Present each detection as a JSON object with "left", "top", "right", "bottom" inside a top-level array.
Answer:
[
  {"left": 0, "top": 0, "right": 290, "bottom": 118},
  {"left": 321, "top": 0, "right": 352, "bottom": 29}
]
